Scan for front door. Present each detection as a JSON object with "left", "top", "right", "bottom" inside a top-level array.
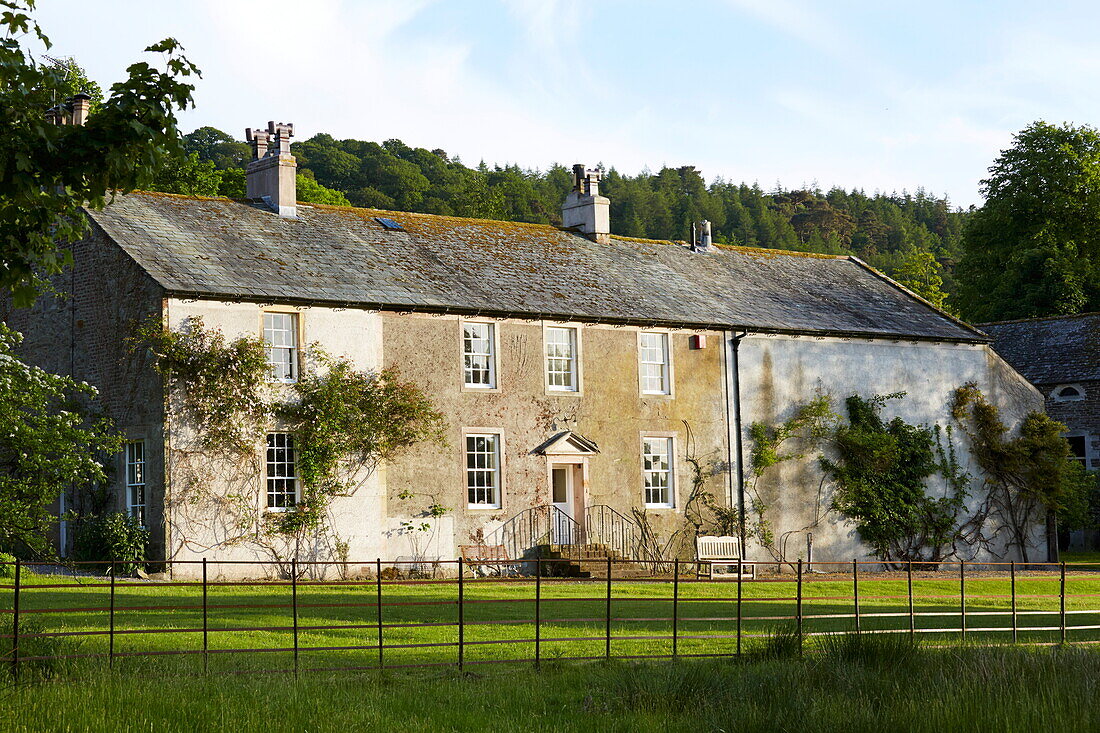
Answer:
[{"left": 551, "top": 465, "right": 575, "bottom": 545}]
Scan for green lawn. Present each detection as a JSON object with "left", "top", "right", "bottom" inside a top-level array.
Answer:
[
  {"left": 3, "top": 645, "right": 1100, "bottom": 732},
  {"left": 4, "top": 563, "right": 1100, "bottom": 677}
]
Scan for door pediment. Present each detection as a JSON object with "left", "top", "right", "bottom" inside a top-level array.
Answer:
[{"left": 532, "top": 430, "right": 600, "bottom": 456}]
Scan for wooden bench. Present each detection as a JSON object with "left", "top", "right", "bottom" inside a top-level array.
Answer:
[
  {"left": 695, "top": 535, "right": 754, "bottom": 579},
  {"left": 459, "top": 544, "right": 515, "bottom": 577}
]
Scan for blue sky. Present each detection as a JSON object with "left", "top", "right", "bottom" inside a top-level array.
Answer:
[{"left": 32, "top": 0, "right": 1100, "bottom": 206}]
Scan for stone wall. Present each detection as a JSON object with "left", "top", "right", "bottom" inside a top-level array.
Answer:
[{"left": 0, "top": 225, "right": 165, "bottom": 554}]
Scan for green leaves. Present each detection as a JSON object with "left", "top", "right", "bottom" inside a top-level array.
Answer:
[
  {"left": 0, "top": 323, "right": 123, "bottom": 557},
  {"left": 0, "top": 1, "right": 198, "bottom": 305},
  {"left": 822, "top": 394, "right": 963, "bottom": 564},
  {"left": 958, "top": 121, "right": 1100, "bottom": 320}
]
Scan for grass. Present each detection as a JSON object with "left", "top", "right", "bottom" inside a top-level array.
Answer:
[
  {"left": 2, "top": 642, "right": 1099, "bottom": 732},
  {"left": 3, "top": 563, "right": 1100, "bottom": 677}
]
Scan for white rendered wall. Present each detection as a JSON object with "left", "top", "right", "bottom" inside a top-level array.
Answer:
[
  {"left": 163, "top": 298, "right": 386, "bottom": 578},
  {"left": 729, "top": 333, "right": 1045, "bottom": 563}
]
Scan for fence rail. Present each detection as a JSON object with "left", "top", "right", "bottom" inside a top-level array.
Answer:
[{"left": 2, "top": 557, "right": 1099, "bottom": 681}]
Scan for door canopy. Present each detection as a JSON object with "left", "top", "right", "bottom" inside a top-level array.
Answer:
[{"left": 532, "top": 430, "right": 600, "bottom": 456}]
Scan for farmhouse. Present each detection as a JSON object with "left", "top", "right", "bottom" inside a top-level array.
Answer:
[{"left": 2, "top": 121, "right": 1044, "bottom": 574}]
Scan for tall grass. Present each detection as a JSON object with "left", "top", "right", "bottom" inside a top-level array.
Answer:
[{"left": 2, "top": 646, "right": 1098, "bottom": 732}]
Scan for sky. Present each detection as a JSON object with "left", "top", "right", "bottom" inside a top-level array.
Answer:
[{"left": 29, "top": 0, "right": 1100, "bottom": 207}]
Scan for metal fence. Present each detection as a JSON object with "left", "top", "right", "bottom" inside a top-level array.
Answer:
[{"left": 2, "top": 558, "right": 1099, "bottom": 681}]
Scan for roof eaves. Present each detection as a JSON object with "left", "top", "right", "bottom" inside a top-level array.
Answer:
[{"left": 159, "top": 287, "right": 988, "bottom": 344}]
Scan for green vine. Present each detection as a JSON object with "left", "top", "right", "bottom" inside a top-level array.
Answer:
[
  {"left": 134, "top": 319, "right": 446, "bottom": 563},
  {"left": 132, "top": 316, "right": 270, "bottom": 454},
  {"left": 950, "top": 383, "right": 1079, "bottom": 562},
  {"left": 746, "top": 395, "right": 838, "bottom": 559},
  {"left": 821, "top": 394, "right": 966, "bottom": 566}
]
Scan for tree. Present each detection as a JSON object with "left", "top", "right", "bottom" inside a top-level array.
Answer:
[
  {"left": 182, "top": 125, "right": 249, "bottom": 170},
  {"left": 0, "top": 0, "right": 198, "bottom": 305},
  {"left": 149, "top": 152, "right": 222, "bottom": 196},
  {"left": 0, "top": 324, "right": 121, "bottom": 556},
  {"left": 893, "top": 249, "right": 952, "bottom": 313},
  {"left": 957, "top": 121, "right": 1100, "bottom": 321}
]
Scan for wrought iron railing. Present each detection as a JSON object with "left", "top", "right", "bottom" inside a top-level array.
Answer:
[
  {"left": 487, "top": 504, "right": 640, "bottom": 561},
  {"left": 585, "top": 505, "right": 639, "bottom": 559}
]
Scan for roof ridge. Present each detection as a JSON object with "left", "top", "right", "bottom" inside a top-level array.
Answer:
[
  {"left": 610, "top": 235, "right": 847, "bottom": 260},
  {"left": 302, "top": 201, "right": 562, "bottom": 232},
  {"left": 978, "top": 312, "right": 1100, "bottom": 327}
]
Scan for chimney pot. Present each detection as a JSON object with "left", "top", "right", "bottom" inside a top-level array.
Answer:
[
  {"left": 692, "top": 220, "right": 713, "bottom": 252},
  {"left": 69, "top": 93, "right": 91, "bottom": 126},
  {"left": 245, "top": 120, "right": 296, "bottom": 217}
]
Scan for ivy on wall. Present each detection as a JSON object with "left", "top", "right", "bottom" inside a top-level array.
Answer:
[
  {"left": 132, "top": 317, "right": 445, "bottom": 567},
  {"left": 950, "top": 383, "right": 1080, "bottom": 562},
  {"left": 821, "top": 394, "right": 966, "bottom": 565}
]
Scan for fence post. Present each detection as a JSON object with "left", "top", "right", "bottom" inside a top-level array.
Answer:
[
  {"left": 202, "top": 558, "right": 209, "bottom": 674},
  {"left": 852, "top": 559, "right": 860, "bottom": 635},
  {"left": 605, "top": 556, "right": 612, "bottom": 660},
  {"left": 796, "top": 559, "right": 803, "bottom": 657},
  {"left": 109, "top": 560, "right": 116, "bottom": 668},
  {"left": 534, "top": 554, "right": 541, "bottom": 670},
  {"left": 736, "top": 559, "right": 743, "bottom": 656},
  {"left": 1010, "top": 561, "right": 1017, "bottom": 644},
  {"left": 375, "top": 558, "right": 383, "bottom": 670},
  {"left": 11, "top": 559, "right": 19, "bottom": 683},
  {"left": 1060, "top": 560, "right": 1067, "bottom": 644},
  {"left": 960, "top": 561, "right": 966, "bottom": 642},
  {"left": 457, "top": 559, "right": 464, "bottom": 671},
  {"left": 907, "top": 560, "right": 914, "bottom": 639},
  {"left": 672, "top": 558, "right": 679, "bottom": 659},
  {"left": 291, "top": 557, "right": 299, "bottom": 678}
]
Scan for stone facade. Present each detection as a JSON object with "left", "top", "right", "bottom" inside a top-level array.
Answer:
[{"left": 0, "top": 189, "right": 1054, "bottom": 576}]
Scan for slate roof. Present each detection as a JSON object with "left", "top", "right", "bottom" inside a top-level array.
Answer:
[
  {"left": 86, "top": 192, "right": 985, "bottom": 342},
  {"left": 980, "top": 313, "right": 1100, "bottom": 385}
]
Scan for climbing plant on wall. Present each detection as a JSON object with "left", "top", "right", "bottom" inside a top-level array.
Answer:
[
  {"left": 820, "top": 394, "right": 967, "bottom": 566},
  {"left": 132, "top": 318, "right": 445, "bottom": 568},
  {"left": 950, "top": 383, "right": 1079, "bottom": 562},
  {"left": 745, "top": 395, "right": 839, "bottom": 562}
]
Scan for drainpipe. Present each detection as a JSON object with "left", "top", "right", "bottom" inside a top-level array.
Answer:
[{"left": 724, "top": 331, "right": 748, "bottom": 552}]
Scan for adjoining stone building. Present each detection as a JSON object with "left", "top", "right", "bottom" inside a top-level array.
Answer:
[
  {"left": 981, "top": 313, "right": 1100, "bottom": 472},
  {"left": 2, "top": 122, "right": 1045, "bottom": 575},
  {"left": 981, "top": 314, "right": 1100, "bottom": 550}
]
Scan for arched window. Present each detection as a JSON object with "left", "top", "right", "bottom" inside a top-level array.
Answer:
[{"left": 1053, "top": 384, "right": 1086, "bottom": 402}]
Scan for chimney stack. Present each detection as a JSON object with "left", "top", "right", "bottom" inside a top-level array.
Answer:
[
  {"left": 562, "top": 163, "right": 610, "bottom": 244},
  {"left": 245, "top": 121, "right": 297, "bottom": 218},
  {"left": 692, "top": 220, "right": 713, "bottom": 252}
]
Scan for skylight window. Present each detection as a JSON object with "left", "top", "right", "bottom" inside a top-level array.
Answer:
[{"left": 374, "top": 217, "right": 405, "bottom": 231}]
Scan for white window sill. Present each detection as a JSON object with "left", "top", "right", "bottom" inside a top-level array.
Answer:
[
  {"left": 467, "top": 504, "right": 502, "bottom": 511},
  {"left": 265, "top": 505, "right": 299, "bottom": 513},
  {"left": 644, "top": 504, "right": 675, "bottom": 510}
]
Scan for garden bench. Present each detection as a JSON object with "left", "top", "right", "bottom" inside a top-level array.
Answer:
[
  {"left": 695, "top": 535, "right": 754, "bottom": 579},
  {"left": 459, "top": 544, "right": 517, "bottom": 577}
]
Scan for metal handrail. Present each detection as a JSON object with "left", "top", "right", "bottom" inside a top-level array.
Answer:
[{"left": 586, "top": 505, "right": 639, "bottom": 559}]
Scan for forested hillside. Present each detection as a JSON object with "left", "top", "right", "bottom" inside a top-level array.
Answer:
[{"left": 173, "top": 126, "right": 965, "bottom": 309}]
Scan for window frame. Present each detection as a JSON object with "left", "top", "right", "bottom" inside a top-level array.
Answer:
[
  {"left": 461, "top": 320, "right": 499, "bottom": 391},
  {"left": 125, "top": 440, "right": 146, "bottom": 527},
  {"left": 1052, "top": 384, "right": 1086, "bottom": 402},
  {"left": 262, "top": 310, "right": 301, "bottom": 384},
  {"left": 544, "top": 324, "right": 581, "bottom": 394},
  {"left": 265, "top": 432, "right": 299, "bottom": 511},
  {"left": 1066, "top": 431, "right": 1095, "bottom": 469},
  {"left": 640, "top": 434, "right": 677, "bottom": 509},
  {"left": 464, "top": 430, "right": 504, "bottom": 510},
  {"left": 638, "top": 330, "right": 673, "bottom": 396}
]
